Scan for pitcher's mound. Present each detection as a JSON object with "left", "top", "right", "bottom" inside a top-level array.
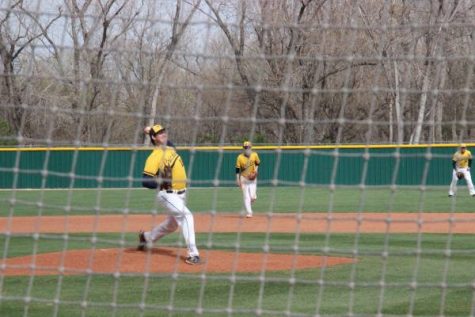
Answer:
[{"left": 1, "top": 248, "right": 354, "bottom": 276}]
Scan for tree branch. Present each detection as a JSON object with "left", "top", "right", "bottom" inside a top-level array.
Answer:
[
  {"left": 204, "top": 0, "right": 238, "bottom": 53},
  {"left": 15, "top": 7, "right": 63, "bottom": 65},
  {"left": 316, "top": 62, "right": 377, "bottom": 84}
]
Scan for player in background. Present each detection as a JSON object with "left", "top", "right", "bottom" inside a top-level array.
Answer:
[
  {"left": 235, "top": 141, "right": 260, "bottom": 218},
  {"left": 138, "top": 124, "right": 201, "bottom": 265},
  {"left": 448, "top": 143, "right": 475, "bottom": 197}
]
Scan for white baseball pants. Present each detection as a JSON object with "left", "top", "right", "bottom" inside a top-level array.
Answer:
[
  {"left": 449, "top": 168, "right": 475, "bottom": 196},
  {"left": 143, "top": 190, "right": 199, "bottom": 257},
  {"left": 240, "top": 176, "right": 257, "bottom": 216}
]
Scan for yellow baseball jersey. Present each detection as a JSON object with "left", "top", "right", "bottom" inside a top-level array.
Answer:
[
  {"left": 143, "top": 146, "right": 186, "bottom": 190},
  {"left": 452, "top": 150, "right": 472, "bottom": 169},
  {"left": 236, "top": 152, "right": 260, "bottom": 177}
]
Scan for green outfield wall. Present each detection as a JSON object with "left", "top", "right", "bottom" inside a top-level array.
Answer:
[{"left": 0, "top": 145, "right": 468, "bottom": 189}]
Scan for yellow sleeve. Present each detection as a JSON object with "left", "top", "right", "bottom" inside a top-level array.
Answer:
[
  {"left": 143, "top": 151, "right": 160, "bottom": 176},
  {"left": 452, "top": 152, "right": 457, "bottom": 161},
  {"left": 254, "top": 153, "right": 260, "bottom": 165},
  {"left": 469, "top": 151, "right": 473, "bottom": 159},
  {"left": 235, "top": 155, "right": 241, "bottom": 169}
]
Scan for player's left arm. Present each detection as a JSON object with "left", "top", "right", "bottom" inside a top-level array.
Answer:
[
  {"left": 142, "top": 174, "right": 158, "bottom": 189},
  {"left": 142, "top": 153, "right": 159, "bottom": 189},
  {"left": 254, "top": 153, "right": 260, "bottom": 173},
  {"left": 468, "top": 151, "right": 472, "bottom": 170}
]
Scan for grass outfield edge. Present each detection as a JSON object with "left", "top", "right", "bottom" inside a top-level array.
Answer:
[{"left": 0, "top": 185, "right": 453, "bottom": 192}]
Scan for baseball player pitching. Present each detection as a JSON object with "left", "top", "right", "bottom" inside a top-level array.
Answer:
[
  {"left": 235, "top": 141, "right": 260, "bottom": 218},
  {"left": 448, "top": 143, "right": 475, "bottom": 197},
  {"left": 138, "top": 124, "right": 201, "bottom": 265}
]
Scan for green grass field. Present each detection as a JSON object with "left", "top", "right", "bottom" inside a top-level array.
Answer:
[
  {"left": 0, "top": 186, "right": 473, "bottom": 216},
  {"left": 1, "top": 187, "right": 474, "bottom": 316},
  {"left": 0, "top": 233, "right": 474, "bottom": 316}
]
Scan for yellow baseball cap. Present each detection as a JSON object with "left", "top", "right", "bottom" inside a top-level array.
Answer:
[
  {"left": 243, "top": 141, "right": 252, "bottom": 148},
  {"left": 460, "top": 143, "right": 467, "bottom": 148},
  {"left": 150, "top": 124, "right": 165, "bottom": 135}
]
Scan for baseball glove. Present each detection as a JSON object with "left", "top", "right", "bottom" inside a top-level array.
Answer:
[
  {"left": 159, "top": 165, "right": 173, "bottom": 190},
  {"left": 456, "top": 171, "right": 464, "bottom": 180},
  {"left": 247, "top": 171, "right": 258, "bottom": 181}
]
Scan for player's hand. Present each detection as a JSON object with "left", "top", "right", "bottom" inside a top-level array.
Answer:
[
  {"left": 236, "top": 180, "right": 241, "bottom": 187},
  {"left": 248, "top": 171, "right": 257, "bottom": 180}
]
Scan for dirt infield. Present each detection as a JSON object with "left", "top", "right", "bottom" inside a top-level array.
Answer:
[
  {"left": 1, "top": 213, "right": 474, "bottom": 234},
  {"left": 1, "top": 212, "right": 473, "bottom": 276},
  {"left": 0, "top": 247, "right": 354, "bottom": 276}
]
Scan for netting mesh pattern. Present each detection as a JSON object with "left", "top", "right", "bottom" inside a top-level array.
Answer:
[
  {"left": 1, "top": 0, "right": 474, "bottom": 146},
  {"left": 1, "top": 1, "right": 475, "bottom": 316}
]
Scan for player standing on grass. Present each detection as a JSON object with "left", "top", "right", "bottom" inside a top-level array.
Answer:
[
  {"left": 138, "top": 124, "right": 201, "bottom": 265},
  {"left": 448, "top": 143, "right": 475, "bottom": 197},
  {"left": 235, "top": 141, "right": 260, "bottom": 218}
]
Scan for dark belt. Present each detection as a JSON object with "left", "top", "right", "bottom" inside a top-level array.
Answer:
[{"left": 165, "top": 189, "right": 186, "bottom": 194}]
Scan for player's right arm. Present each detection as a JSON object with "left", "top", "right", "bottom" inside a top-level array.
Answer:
[
  {"left": 142, "top": 151, "right": 160, "bottom": 189},
  {"left": 452, "top": 152, "right": 457, "bottom": 171},
  {"left": 235, "top": 155, "right": 241, "bottom": 187}
]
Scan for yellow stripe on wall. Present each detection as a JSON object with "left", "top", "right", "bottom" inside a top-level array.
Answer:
[{"left": 0, "top": 143, "right": 472, "bottom": 152}]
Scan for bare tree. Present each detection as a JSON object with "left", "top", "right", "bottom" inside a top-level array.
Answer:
[
  {"left": 0, "top": 0, "right": 61, "bottom": 139},
  {"left": 205, "top": 0, "right": 380, "bottom": 143},
  {"left": 62, "top": 0, "right": 143, "bottom": 143},
  {"left": 410, "top": 1, "right": 461, "bottom": 144},
  {"left": 1, "top": 0, "right": 474, "bottom": 145},
  {"left": 114, "top": 0, "right": 202, "bottom": 144}
]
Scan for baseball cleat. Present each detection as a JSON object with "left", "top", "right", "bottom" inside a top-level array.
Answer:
[
  {"left": 137, "top": 231, "right": 147, "bottom": 251},
  {"left": 448, "top": 194, "right": 454, "bottom": 197},
  {"left": 246, "top": 214, "right": 252, "bottom": 218},
  {"left": 185, "top": 255, "right": 201, "bottom": 265}
]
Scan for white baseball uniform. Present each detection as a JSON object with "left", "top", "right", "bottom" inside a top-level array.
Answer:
[{"left": 144, "top": 190, "right": 199, "bottom": 257}]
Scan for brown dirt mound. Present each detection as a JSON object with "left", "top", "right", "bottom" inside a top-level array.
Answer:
[{"left": 0, "top": 247, "right": 354, "bottom": 276}]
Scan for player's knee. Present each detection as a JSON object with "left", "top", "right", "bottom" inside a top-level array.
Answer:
[
  {"left": 181, "top": 207, "right": 192, "bottom": 216},
  {"left": 169, "top": 222, "right": 178, "bottom": 232},
  {"left": 161, "top": 223, "right": 177, "bottom": 233}
]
